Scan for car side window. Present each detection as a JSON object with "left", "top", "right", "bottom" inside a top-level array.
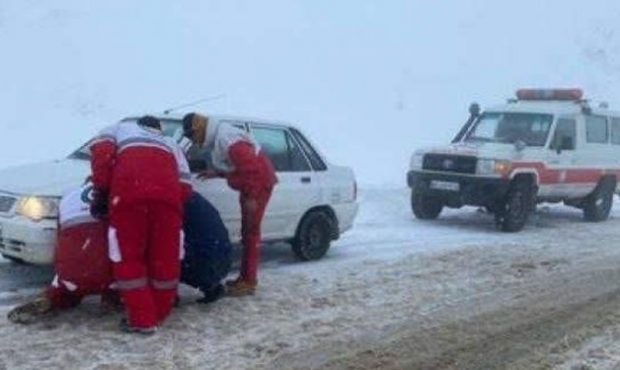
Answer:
[
  {"left": 550, "top": 118, "right": 577, "bottom": 151},
  {"left": 185, "top": 121, "right": 246, "bottom": 173},
  {"left": 586, "top": 116, "right": 608, "bottom": 144},
  {"left": 251, "top": 126, "right": 311, "bottom": 172},
  {"left": 611, "top": 118, "right": 620, "bottom": 145},
  {"left": 291, "top": 128, "right": 327, "bottom": 171}
]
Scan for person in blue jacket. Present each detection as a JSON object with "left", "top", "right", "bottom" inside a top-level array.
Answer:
[{"left": 182, "top": 192, "right": 233, "bottom": 303}]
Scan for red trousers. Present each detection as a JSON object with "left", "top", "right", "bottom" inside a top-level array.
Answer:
[
  {"left": 239, "top": 187, "right": 273, "bottom": 283},
  {"left": 46, "top": 285, "right": 118, "bottom": 310},
  {"left": 109, "top": 200, "right": 182, "bottom": 328},
  {"left": 47, "top": 221, "right": 114, "bottom": 309}
]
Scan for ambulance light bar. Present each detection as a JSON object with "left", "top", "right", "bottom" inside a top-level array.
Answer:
[{"left": 516, "top": 88, "right": 584, "bottom": 101}]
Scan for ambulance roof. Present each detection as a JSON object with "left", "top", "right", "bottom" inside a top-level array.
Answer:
[{"left": 485, "top": 100, "right": 620, "bottom": 118}]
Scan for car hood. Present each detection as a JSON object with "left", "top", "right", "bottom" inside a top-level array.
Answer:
[
  {"left": 0, "top": 159, "right": 90, "bottom": 197},
  {"left": 416, "top": 142, "right": 532, "bottom": 160}
]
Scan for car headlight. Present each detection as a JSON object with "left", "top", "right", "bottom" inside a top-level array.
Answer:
[
  {"left": 17, "top": 196, "right": 59, "bottom": 222},
  {"left": 410, "top": 153, "right": 424, "bottom": 170},
  {"left": 476, "top": 159, "right": 511, "bottom": 176}
]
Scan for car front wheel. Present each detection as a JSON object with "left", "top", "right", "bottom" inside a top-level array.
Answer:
[
  {"left": 495, "top": 180, "right": 531, "bottom": 232},
  {"left": 292, "top": 211, "right": 334, "bottom": 261}
]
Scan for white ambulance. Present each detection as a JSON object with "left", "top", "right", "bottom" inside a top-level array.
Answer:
[{"left": 408, "top": 89, "right": 620, "bottom": 232}]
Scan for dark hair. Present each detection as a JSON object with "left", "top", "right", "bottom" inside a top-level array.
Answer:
[
  {"left": 182, "top": 113, "right": 196, "bottom": 139},
  {"left": 137, "top": 115, "right": 162, "bottom": 130}
]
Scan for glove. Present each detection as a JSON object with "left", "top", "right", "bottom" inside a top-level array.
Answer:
[{"left": 90, "top": 189, "right": 109, "bottom": 220}]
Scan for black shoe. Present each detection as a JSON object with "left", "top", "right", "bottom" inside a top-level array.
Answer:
[
  {"left": 119, "top": 318, "right": 157, "bottom": 335},
  {"left": 196, "top": 284, "right": 225, "bottom": 304}
]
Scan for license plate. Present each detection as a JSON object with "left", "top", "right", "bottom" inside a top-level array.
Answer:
[{"left": 430, "top": 180, "right": 460, "bottom": 192}]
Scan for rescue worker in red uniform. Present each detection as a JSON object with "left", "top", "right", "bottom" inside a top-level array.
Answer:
[
  {"left": 7, "top": 183, "right": 117, "bottom": 324},
  {"left": 182, "top": 113, "right": 277, "bottom": 296},
  {"left": 90, "top": 115, "right": 192, "bottom": 334}
]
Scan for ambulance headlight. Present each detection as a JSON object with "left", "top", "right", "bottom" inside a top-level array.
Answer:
[
  {"left": 476, "top": 159, "right": 511, "bottom": 176},
  {"left": 17, "top": 196, "right": 59, "bottom": 222}
]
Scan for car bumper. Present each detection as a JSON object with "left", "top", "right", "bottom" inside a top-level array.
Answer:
[
  {"left": 333, "top": 201, "right": 359, "bottom": 236},
  {"left": 0, "top": 216, "right": 56, "bottom": 265},
  {"left": 407, "top": 170, "right": 510, "bottom": 207}
]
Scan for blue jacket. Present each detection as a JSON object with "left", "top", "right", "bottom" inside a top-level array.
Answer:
[{"left": 184, "top": 192, "right": 232, "bottom": 261}]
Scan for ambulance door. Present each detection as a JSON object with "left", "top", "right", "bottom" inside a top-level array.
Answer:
[{"left": 546, "top": 117, "right": 577, "bottom": 198}]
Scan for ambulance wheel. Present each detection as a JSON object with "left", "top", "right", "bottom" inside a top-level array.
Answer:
[
  {"left": 1, "top": 254, "right": 25, "bottom": 264},
  {"left": 411, "top": 190, "right": 443, "bottom": 220},
  {"left": 292, "top": 211, "right": 333, "bottom": 261},
  {"left": 584, "top": 177, "right": 616, "bottom": 222},
  {"left": 495, "top": 180, "right": 530, "bottom": 232}
]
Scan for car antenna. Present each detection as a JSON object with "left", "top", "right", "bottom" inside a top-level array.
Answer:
[{"left": 162, "top": 94, "right": 227, "bottom": 115}]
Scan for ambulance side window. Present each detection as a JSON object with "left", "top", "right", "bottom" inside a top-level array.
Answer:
[
  {"left": 586, "top": 116, "right": 609, "bottom": 144},
  {"left": 611, "top": 118, "right": 620, "bottom": 145},
  {"left": 550, "top": 118, "right": 576, "bottom": 151}
]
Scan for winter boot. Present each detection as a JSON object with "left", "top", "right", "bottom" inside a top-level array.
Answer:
[
  {"left": 7, "top": 296, "right": 53, "bottom": 324},
  {"left": 197, "top": 284, "right": 225, "bottom": 304},
  {"left": 226, "top": 279, "right": 257, "bottom": 297},
  {"left": 119, "top": 318, "right": 157, "bottom": 336},
  {"left": 99, "top": 291, "right": 123, "bottom": 314}
]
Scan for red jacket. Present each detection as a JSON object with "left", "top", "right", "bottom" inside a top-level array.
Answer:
[
  {"left": 203, "top": 121, "right": 277, "bottom": 197},
  {"left": 53, "top": 184, "right": 112, "bottom": 295},
  {"left": 89, "top": 120, "right": 192, "bottom": 207},
  {"left": 227, "top": 141, "right": 277, "bottom": 197}
]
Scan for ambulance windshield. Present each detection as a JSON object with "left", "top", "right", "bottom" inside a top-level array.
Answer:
[{"left": 464, "top": 112, "right": 553, "bottom": 147}]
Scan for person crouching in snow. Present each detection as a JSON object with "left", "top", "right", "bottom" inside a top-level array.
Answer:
[
  {"left": 182, "top": 113, "right": 277, "bottom": 296},
  {"left": 8, "top": 188, "right": 233, "bottom": 324},
  {"left": 7, "top": 183, "right": 118, "bottom": 324},
  {"left": 181, "top": 191, "right": 232, "bottom": 303}
]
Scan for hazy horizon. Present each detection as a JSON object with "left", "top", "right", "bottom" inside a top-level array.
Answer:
[{"left": 1, "top": 0, "right": 620, "bottom": 185}]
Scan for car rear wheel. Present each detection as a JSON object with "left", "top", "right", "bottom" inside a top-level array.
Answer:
[
  {"left": 584, "top": 177, "right": 616, "bottom": 222},
  {"left": 410, "top": 190, "right": 443, "bottom": 220},
  {"left": 292, "top": 211, "right": 333, "bottom": 261}
]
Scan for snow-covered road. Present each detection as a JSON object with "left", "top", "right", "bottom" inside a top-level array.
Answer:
[{"left": 1, "top": 188, "right": 620, "bottom": 369}]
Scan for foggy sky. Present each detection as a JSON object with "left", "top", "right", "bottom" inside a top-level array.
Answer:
[{"left": 1, "top": 0, "right": 620, "bottom": 185}]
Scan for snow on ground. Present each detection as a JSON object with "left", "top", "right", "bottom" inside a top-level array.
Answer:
[
  {"left": 1, "top": 188, "right": 620, "bottom": 369},
  {"left": 555, "top": 327, "right": 620, "bottom": 370}
]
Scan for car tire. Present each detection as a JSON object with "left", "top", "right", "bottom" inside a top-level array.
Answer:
[
  {"left": 292, "top": 211, "right": 333, "bottom": 261},
  {"left": 410, "top": 190, "right": 443, "bottom": 220},
  {"left": 495, "top": 180, "right": 530, "bottom": 232},
  {"left": 1, "top": 254, "right": 25, "bottom": 264},
  {"left": 583, "top": 177, "right": 616, "bottom": 222}
]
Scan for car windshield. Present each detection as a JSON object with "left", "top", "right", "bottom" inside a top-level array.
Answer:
[
  {"left": 464, "top": 112, "right": 553, "bottom": 147},
  {"left": 69, "top": 119, "right": 184, "bottom": 159}
]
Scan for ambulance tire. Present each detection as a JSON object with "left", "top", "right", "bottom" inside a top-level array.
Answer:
[
  {"left": 411, "top": 190, "right": 443, "bottom": 220},
  {"left": 584, "top": 177, "right": 616, "bottom": 222},
  {"left": 495, "top": 180, "right": 530, "bottom": 232}
]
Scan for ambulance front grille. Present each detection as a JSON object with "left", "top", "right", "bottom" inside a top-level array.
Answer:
[{"left": 423, "top": 154, "right": 478, "bottom": 174}]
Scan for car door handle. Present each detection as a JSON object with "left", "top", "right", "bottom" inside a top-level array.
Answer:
[{"left": 301, "top": 176, "right": 311, "bottom": 184}]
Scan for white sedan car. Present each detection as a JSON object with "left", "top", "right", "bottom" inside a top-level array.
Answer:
[{"left": 0, "top": 114, "right": 359, "bottom": 264}]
